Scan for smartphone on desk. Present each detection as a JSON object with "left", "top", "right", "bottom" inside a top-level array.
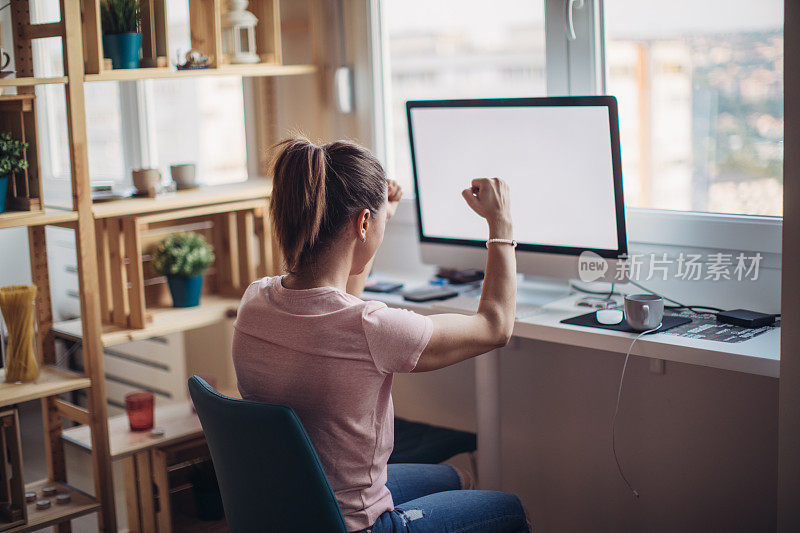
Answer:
[
  {"left": 403, "top": 287, "right": 459, "bottom": 303},
  {"left": 364, "top": 280, "right": 404, "bottom": 293}
]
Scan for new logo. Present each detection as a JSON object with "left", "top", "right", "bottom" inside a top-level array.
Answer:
[{"left": 578, "top": 251, "right": 608, "bottom": 282}]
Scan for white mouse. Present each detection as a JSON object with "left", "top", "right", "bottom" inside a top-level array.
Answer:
[{"left": 596, "top": 309, "right": 624, "bottom": 325}]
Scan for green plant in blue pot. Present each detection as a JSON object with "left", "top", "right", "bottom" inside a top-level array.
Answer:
[
  {"left": 101, "top": 0, "right": 142, "bottom": 69},
  {"left": 0, "top": 132, "right": 29, "bottom": 214},
  {"left": 151, "top": 232, "right": 215, "bottom": 308}
]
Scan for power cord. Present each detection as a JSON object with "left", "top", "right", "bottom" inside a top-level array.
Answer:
[
  {"left": 626, "top": 280, "right": 724, "bottom": 314},
  {"left": 612, "top": 323, "right": 662, "bottom": 499}
]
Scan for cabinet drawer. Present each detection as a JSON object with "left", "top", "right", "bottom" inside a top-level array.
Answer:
[
  {"left": 104, "top": 352, "right": 186, "bottom": 402},
  {"left": 105, "top": 376, "right": 176, "bottom": 411},
  {"left": 105, "top": 333, "right": 184, "bottom": 369}
]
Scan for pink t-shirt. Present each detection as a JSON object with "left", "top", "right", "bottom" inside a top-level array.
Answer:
[{"left": 232, "top": 276, "right": 433, "bottom": 531}]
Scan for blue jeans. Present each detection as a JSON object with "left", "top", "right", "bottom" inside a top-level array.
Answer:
[{"left": 361, "top": 463, "right": 530, "bottom": 533}]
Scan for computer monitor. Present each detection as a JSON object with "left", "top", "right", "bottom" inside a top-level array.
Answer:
[{"left": 406, "top": 96, "right": 627, "bottom": 282}]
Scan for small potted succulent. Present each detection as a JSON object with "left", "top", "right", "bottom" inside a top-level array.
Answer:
[
  {"left": 151, "top": 232, "right": 215, "bottom": 308},
  {"left": 100, "top": 0, "right": 142, "bottom": 69},
  {"left": 0, "top": 132, "right": 29, "bottom": 214}
]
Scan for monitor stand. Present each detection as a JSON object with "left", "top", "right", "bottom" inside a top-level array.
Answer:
[{"left": 516, "top": 275, "right": 571, "bottom": 307}]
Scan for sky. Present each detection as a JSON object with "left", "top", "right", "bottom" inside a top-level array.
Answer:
[{"left": 386, "top": 0, "right": 783, "bottom": 40}]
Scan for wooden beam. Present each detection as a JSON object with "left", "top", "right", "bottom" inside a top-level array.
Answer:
[
  {"left": 120, "top": 456, "right": 140, "bottom": 533},
  {"left": 151, "top": 449, "right": 172, "bottom": 533},
  {"left": 21, "top": 21, "right": 65, "bottom": 40},
  {"left": 55, "top": 399, "right": 91, "bottom": 426},
  {"left": 61, "top": 0, "right": 117, "bottom": 529},
  {"left": 27, "top": 226, "right": 55, "bottom": 365},
  {"left": 237, "top": 210, "right": 257, "bottom": 285},
  {"left": 80, "top": 0, "right": 103, "bottom": 75},
  {"left": 10, "top": 0, "right": 34, "bottom": 95},
  {"left": 123, "top": 218, "right": 146, "bottom": 329},
  {"left": 188, "top": 0, "right": 223, "bottom": 67},
  {"left": 107, "top": 218, "right": 130, "bottom": 327},
  {"left": 134, "top": 452, "right": 156, "bottom": 532}
]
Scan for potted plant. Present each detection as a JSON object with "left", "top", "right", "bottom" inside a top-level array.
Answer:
[
  {"left": 0, "top": 132, "right": 28, "bottom": 214},
  {"left": 151, "top": 232, "right": 215, "bottom": 308},
  {"left": 100, "top": 0, "right": 142, "bottom": 69}
]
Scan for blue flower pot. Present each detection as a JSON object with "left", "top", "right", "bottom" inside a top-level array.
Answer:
[
  {"left": 0, "top": 175, "right": 7, "bottom": 213},
  {"left": 102, "top": 33, "right": 142, "bottom": 69},
  {"left": 166, "top": 275, "right": 204, "bottom": 308}
]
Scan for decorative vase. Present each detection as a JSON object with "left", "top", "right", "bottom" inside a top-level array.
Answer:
[
  {"left": 0, "top": 285, "right": 40, "bottom": 382},
  {"left": 166, "top": 275, "right": 204, "bottom": 308},
  {"left": 102, "top": 32, "right": 142, "bottom": 69},
  {"left": 0, "top": 174, "right": 7, "bottom": 213}
]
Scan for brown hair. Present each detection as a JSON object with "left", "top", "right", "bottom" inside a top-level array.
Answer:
[{"left": 269, "top": 137, "right": 387, "bottom": 273}]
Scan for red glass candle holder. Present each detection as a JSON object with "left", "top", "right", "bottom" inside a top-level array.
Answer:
[{"left": 125, "top": 391, "right": 154, "bottom": 431}]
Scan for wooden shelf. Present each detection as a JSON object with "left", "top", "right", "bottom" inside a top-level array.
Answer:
[
  {"left": 89, "top": 178, "right": 271, "bottom": 219},
  {"left": 0, "top": 207, "right": 77, "bottom": 230},
  {"left": 52, "top": 295, "right": 241, "bottom": 347},
  {"left": 3, "top": 480, "right": 99, "bottom": 532},
  {"left": 0, "top": 76, "right": 68, "bottom": 87},
  {"left": 0, "top": 366, "right": 91, "bottom": 408},
  {"left": 63, "top": 401, "right": 203, "bottom": 459},
  {"left": 84, "top": 63, "right": 315, "bottom": 82}
]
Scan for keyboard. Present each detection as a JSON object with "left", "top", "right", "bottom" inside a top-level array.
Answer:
[{"left": 431, "top": 295, "right": 542, "bottom": 320}]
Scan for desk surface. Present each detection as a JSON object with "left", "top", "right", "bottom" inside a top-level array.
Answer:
[{"left": 367, "top": 279, "right": 780, "bottom": 378}]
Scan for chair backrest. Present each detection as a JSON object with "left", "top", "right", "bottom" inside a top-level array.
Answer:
[{"left": 187, "top": 376, "right": 348, "bottom": 533}]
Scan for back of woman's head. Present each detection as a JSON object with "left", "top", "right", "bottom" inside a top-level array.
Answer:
[{"left": 269, "top": 137, "right": 387, "bottom": 272}]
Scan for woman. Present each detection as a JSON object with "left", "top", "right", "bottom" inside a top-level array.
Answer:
[{"left": 233, "top": 137, "right": 529, "bottom": 533}]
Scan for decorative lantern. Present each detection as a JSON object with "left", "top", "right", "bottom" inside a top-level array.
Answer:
[{"left": 222, "top": 0, "right": 260, "bottom": 64}]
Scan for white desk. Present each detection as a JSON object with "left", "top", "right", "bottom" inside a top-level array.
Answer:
[{"left": 366, "top": 279, "right": 780, "bottom": 489}]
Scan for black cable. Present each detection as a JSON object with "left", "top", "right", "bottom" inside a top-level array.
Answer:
[
  {"left": 569, "top": 281, "right": 623, "bottom": 298},
  {"left": 627, "top": 279, "right": 725, "bottom": 314},
  {"left": 0, "top": 4, "right": 9, "bottom": 12}
]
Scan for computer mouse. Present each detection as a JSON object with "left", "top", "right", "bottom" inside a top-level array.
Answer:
[{"left": 596, "top": 309, "right": 624, "bottom": 325}]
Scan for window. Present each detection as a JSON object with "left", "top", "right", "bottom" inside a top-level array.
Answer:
[
  {"left": 18, "top": 0, "right": 248, "bottom": 203},
  {"left": 384, "top": 0, "right": 546, "bottom": 188},
  {"left": 150, "top": 77, "right": 248, "bottom": 186},
  {"left": 153, "top": 0, "right": 247, "bottom": 185},
  {"left": 604, "top": 0, "right": 783, "bottom": 217}
]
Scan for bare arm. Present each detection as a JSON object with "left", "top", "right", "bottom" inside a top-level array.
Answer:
[
  {"left": 347, "top": 179, "right": 403, "bottom": 298},
  {"left": 413, "top": 178, "right": 516, "bottom": 372}
]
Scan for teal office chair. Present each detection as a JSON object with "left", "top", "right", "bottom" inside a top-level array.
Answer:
[{"left": 187, "top": 376, "right": 347, "bottom": 533}]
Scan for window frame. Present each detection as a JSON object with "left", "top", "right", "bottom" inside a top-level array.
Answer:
[{"left": 373, "top": 0, "right": 783, "bottom": 255}]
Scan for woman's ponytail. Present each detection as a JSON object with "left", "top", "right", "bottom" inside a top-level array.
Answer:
[
  {"left": 269, "top": 138, "right": 328, "bottom": 272},
  {"left": 269, "top": 136, "right": 387, "bottom": 273}
]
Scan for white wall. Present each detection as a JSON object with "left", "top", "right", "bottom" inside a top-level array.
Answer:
[{"left": 378, "top": 201, "right": 779, "bottom": 532}]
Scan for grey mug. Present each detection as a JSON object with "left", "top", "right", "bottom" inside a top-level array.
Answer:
[
  {"left": 170, "top": 163, "right": 197, "bottom": 190},
  {"left": 624, "top": 294, "right": 664, "bottom": 331}
]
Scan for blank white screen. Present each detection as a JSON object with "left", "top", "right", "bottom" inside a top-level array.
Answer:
[{"left": 410, "top": 105, "right": 620, "bottom": 251}]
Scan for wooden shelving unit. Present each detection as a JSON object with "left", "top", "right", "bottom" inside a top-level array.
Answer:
[
  {"left": 52, "top": 295, "right": 241, "bottom": 348},
  {"left": 84, "top": 63, "right": 315, "bottom": 82},
  {"left": 0, "top": 208, "right": 76, "bottom": 230},
  {"left": 0, "top": 77, "right": 68, "bottom": 88},
  {"left": 0, "top": 0, "right": 308, "bottom": 530},
  {"left": 9, "top": 480, "right": 100, "bottom": 533},
  {"left": 0, "top": 367, "right": 90, "bottom": 408}
]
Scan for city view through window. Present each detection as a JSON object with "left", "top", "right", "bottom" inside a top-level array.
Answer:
[
  {"left": 605, "top": 0, "right": 783, "bottom": 216},
  {"left": 386, "top": 0, "right": 783, "bottom": 217}
]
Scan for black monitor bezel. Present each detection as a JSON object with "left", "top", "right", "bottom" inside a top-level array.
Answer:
[{"left": 405, "top": 96, "right": 628, "bottom": 259}]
